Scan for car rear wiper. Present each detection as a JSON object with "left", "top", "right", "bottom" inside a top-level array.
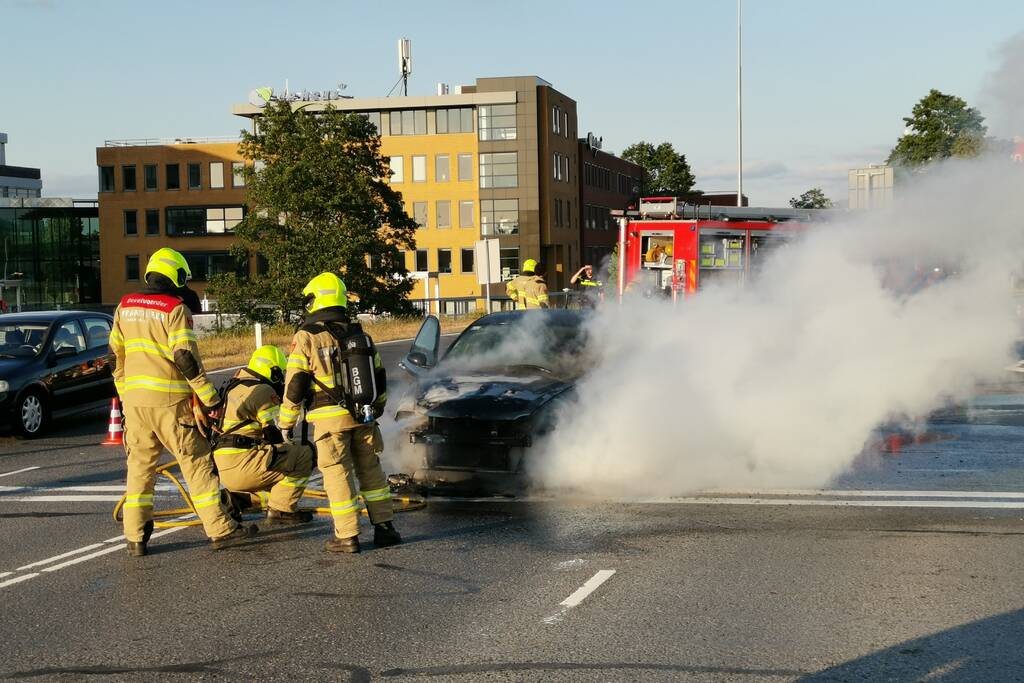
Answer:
[{"left": 0, "top": 353, "right": 16, "bottom": 358}]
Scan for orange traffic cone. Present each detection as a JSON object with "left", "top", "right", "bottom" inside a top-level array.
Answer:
[{"left": 102, "top": 398, "right": 124, "bottom": 446}]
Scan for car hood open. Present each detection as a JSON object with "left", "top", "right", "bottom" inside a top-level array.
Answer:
[{"left": 414, "top": 371, "right": 574, "bottom": 421}]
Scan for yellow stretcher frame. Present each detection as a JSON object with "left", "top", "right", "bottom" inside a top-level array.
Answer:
[{"left": 112, "top": 459, "right": 426, "bottom": 529}]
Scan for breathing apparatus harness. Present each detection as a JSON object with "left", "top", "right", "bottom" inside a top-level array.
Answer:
[
  {"left": 212, "top": 367, "right": 284, "bottom": 451},
  {"left": 303, "top": 319, "right": 385, "bottom": 424}
]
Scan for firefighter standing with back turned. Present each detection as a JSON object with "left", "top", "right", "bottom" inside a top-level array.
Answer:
[
  {"left": 278, "top": 272, "right": 401, "bottom": 553},
  {"left": 110, "top": 248, "right": 256, "bottom": 556},
  {"left": 506, "top": 258, "right": 550, "bottom": 308},
  {"left": 213, "top": 345, "right": 314, "bottom": 525}
]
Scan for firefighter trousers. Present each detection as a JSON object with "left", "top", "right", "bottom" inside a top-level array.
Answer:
[
  {"left": 122, "top": 401, "right": 237, "bottom": 541},
  {"left": 214, "top": 443, "right": 313, "bottom": 513},
  {"left": 314, "top": 420, "right": 393, "bottom": 539}
]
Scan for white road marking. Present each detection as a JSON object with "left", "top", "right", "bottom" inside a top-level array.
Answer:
[
  {"left": 5, "top": 495, "right": 124, "bottom": 502},
  {"left": 41, "top": 527, "right": 190, "bottom": 573},
  {"left": 0, "top": 466, "right": 40, "bottom": 479},
  {"left": 0, "top": 573, "right": 39, "bottom": 589},
  {"left": 0, "top": 571, "right": 11, "bottom": 579},
  {"left": 543, "top": 569, "right": 616, "bottom": 624},
  {"left": 0, "top": 484, "right": 175, "bottom": 493},
  {"left": 16, "top": 543, "right": 105, "bottom": 571},
  {"left": 103, "top": 534, "right": 126, "bottom": 543},
  {"left": 700, "top": 489, "right": 1024, "bottom": 499},
  {"left": 663, "top": 497, "right": 1024, "bottom": 509}
]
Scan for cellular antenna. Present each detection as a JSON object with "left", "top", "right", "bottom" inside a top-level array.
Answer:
[{"left": 398, "top": 38, "right": 412, "bottom": 96}]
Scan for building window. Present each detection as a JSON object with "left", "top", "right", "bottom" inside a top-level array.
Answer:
[
  {"left": 479, "top": 152, "right": 518, "bottom": 188},
  {"left": 554, "top": 198, "right": 562, "bottom": 227},
  {"left": 552, "top": 106, "right": 561, "bottom": 134},
  {"left": 232, "top": 161, "right": 246, "bottom": 187},
  {"left": 144, "top": 164, "right": 158, "bottom": 191},
  {"left": 124, "top": 210, "right": 138, "bottom": 236},
  {"left": 210, "top": 162, "right": 224, "bottom": 189},
  {"left": 180, "top": 251, "right": 246, "bottom": 281},
  {"left": 553, "top": 153, "right": 562, "bottom": 181},
  {"left": 389, "top": 109, "right": 427, "bottom": 135},
  {"left": 459, "top": 200, "right": 474, "bottom": 228},
  {"left": 389, "top": 156, "right": 404, "bottom": 183},
  {"left": 563, "top": 111, "right": 569, "bottom": 138},
  {"left": 499, "top": 247, "right": 520, "bottom": 281},
  {"left": 412, "top": 155, "right": 426, "bottom": 182},
  {"left": 122, "top": 166, "right": 137, "bottom": 192},
  {"left": 435, "top": 155, "right": 450, "bottom": 182},
  {"left": 436, "top": 200, "right": 451, "bottom": 228},
  {"left": 415, "top": 249, "right": 428, "bottom": 272},
  {"left": 125, "top": 255, "right": 140, "bottom": 281},
  {"left": 461, "top": 247, "right": 474, "bottom": 273},
  {"left": 563, "top": 155, "right": 570, "bottom": 182},
  {"left": 435, "top": 107, "right": 474, "bottom": 134},
  {"left": 362, "top": 111, "right": 381, "bottom": 133},
  {"left": 480, "top": 198, "right": 519, "bottom": 235},
  {"left": 166, "top": 206, "right": 244, "bottom": 236},
  {"left": 458, "top": 153, "right": 472, "bottom": 181},
  {"left": 438, "top": 248, "right": 452, "bottom": 273},
  {"left": 187, "top": 163, "right": 201, "bottom": 190},
  {"left": 166, "top": 163, "right": 180, "bottom": 190},
  {"left": 145, "top": 209, "right": 159, "bottom": 236},
  {"left": 99, "top": 166, "right": 115, "bottom": 193},
  {"left": 479, "top": 104, "right": 517, "bottom": 141},
  {"left": 413, "top": 201, "right": 428, "bottom": 227}
]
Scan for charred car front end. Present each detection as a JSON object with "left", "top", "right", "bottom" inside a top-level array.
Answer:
[{"left": 396, "top": 310, "right": 587, "bottom": 494}]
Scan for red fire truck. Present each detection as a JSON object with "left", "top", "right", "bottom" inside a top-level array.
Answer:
[{"left": 615, "top": 197, "right": 822, "bottom": 300}]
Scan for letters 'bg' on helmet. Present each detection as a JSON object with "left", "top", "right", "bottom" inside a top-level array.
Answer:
[
  {"left": 248, "top": 344, "right": 287, "bottom": 385},
  {"left": 302, "top": 272, "right": 348, "bottom": 312},
  {"left": 522, "top": 259, "right": 538, "bottom": 274},
  {"left": 146, "top": 248, "right": 192, "bottom": 288}
]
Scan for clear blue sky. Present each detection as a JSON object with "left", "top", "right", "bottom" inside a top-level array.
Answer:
[{"left": 7, "top": 0, "right": 1024, "bottom": 205}]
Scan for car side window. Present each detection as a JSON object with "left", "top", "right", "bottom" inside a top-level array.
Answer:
[
  {"left": 83, "top": 318, "right": 112, "bottom": 349},
  {"left": 53, "top": 321, "right": 86, "bottom": 355}
]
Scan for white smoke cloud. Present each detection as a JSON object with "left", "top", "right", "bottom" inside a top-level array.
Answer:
[
  {"left": 982, "top": 30, "right": 1024, "bottom": 139},
  {"left": 534, "top": 157, "right": 1024, "bottom": 496}
]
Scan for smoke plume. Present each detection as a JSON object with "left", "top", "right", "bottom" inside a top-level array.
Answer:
[
  {"left": 982, "top": 30, "right": 1024, "bottom": 139},
  {"left": 534, "top": 157, "right": 1024, "bottom": 495}
]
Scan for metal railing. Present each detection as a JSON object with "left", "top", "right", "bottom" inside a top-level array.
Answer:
[{"left": 104, "top": 136, "right": 240, "bottom": 147}]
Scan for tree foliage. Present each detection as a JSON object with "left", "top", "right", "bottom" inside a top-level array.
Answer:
[
  {"left": 621, "top": 142, "right": 697, "bottom": 197},
  {"left": 208, "top": 100, "right": 417, "bottom": 323},
  {"left": 887, "top": 89, "right": 987, "bottom": 167},
  {"left": 789, "top": 187, "right": 833, "bottom": 209}
]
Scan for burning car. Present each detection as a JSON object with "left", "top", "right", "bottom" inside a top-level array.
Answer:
[{"left": 396, "top": 309, "right": 590, "bottom": 494}]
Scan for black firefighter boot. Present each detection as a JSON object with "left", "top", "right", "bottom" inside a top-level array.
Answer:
[
  {"left": 126, "top": 520, "right": 154, "bottom": 558},
  {"left": 324, "top": 535, "right": 361, "bottom": 554},
  {"left": 266, "top": 508, "right": 315, "bottom": 526},
  {"left": 209, "top": 524, "right": 259, "bottom": 551},
  {"left": 373, "top": 521, "right": 402, "bottom": 548}
]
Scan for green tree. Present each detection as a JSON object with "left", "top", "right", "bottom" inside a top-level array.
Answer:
[
  {"left": 887, "top": 89, "right": 987, "bottom": 167},
  {"left": 208, "top": 100, "right": 417, "bottom": 322},
  {"left": 621, "top": 142, "right": 697, "bottom": 197},
  {"left": 789, "top": 187, "right": 833, "bottom": 209}
]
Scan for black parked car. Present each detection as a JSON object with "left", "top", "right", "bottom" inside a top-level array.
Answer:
[
  {"left": 0, "top": 311, "right": 116, "bottom": 437},
  {"left": 396, "top": 309, "right": 590, "bottom": 494}
]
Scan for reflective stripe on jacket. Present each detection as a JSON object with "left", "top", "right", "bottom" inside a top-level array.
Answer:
[
  {"left": 507, "top": 274, "right": 549, "bottom": 308},
  {"left": 214, "top": 376, "right": 280, "bottom": 456}
]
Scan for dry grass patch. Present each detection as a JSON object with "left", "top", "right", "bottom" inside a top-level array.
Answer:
[{"left": 198, "top": 314, "right": 483, "bottom": 370}]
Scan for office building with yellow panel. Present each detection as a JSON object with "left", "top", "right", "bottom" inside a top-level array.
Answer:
[{"left": 98, "top": 76, "right": 587, "bottom": 312}]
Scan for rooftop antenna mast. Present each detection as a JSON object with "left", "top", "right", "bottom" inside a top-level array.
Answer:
[
  {"left": 736, "top": 0, "right": 744, "bottom": 207},
  {"left": 398, "top": 38, "right": 412, "bottom": 96}
]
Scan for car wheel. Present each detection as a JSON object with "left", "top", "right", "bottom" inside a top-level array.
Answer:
[{"left": 15, "top": 389, "right": 47, "bottom": 438}]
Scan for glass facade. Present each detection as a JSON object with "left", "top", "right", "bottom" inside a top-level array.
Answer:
[{"left": 0, "top": 201, "right": 101, "bottom": 309}]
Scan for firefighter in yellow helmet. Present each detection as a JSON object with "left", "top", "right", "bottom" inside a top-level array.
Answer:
[
  {"left": 505, "top": 258, "right": 550, "bottom": 309},
  {"left": 278, "top": 273, "right": 400, "bottom": 553},
  {"left": 212, "top": 345, "right": 315, "bottom": 525},
  {"left": 109, "top": 248, "right": 256, "bottom": 556}
]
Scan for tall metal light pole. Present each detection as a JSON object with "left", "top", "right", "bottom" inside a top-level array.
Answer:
[{"left": 736, "top": 0, "right": 744, "bottom": 207}]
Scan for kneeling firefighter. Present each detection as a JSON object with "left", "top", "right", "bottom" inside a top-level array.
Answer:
[
  {"left": 278, "top": 273, "right": 401, "bottom": 553},
  {"left": 212, "top": 345, "right": 315, "bottom": 525}
]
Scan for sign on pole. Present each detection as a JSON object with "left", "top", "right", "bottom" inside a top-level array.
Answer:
[{"left": 475, "top": 238, "right": 501, "bottom": 312}]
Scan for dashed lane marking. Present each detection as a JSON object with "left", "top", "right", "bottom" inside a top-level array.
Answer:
[
  {"left": 0, "top": 466, "right": 41, "bottom": 479},
  {"left": 0, "top": 573, "right": 39, "bottom": 589},
  {"left": 543, "top": 569, "right": 616, "bottom": 624}
]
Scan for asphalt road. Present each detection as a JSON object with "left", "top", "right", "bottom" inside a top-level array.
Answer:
[{"left": 1, "top": 335, "right": 1023, "bottom": 681}]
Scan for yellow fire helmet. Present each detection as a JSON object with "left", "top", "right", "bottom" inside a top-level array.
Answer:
[
  {"left": 146, "top": 248, "right": 191, "bottom": 288},
  {"left": 522, "top": 258, "right": 538, "bottom": 274},
  {"left": 247, "top": 344, "right": 287, "bottom": 385},
  {"left": 302, "top": 272, "right": 348, "bottom": 312}
]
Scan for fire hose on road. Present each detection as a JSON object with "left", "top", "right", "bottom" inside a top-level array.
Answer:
[{"left": 111, "top": 460, "right": 427, "bottom": 529}]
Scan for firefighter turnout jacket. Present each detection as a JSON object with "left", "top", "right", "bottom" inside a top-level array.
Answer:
[
  {"left": 506, "top": 274, "right": 550, "bottom": 308},
  {"left": 110, "top": 291, "right": 219, "bottom": 408},
  {"left": 279, "top": 306, "right": 393, "bottom": 539},
  {"left": 213, "top": 373, "right": 312, "bottom": 513}
]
